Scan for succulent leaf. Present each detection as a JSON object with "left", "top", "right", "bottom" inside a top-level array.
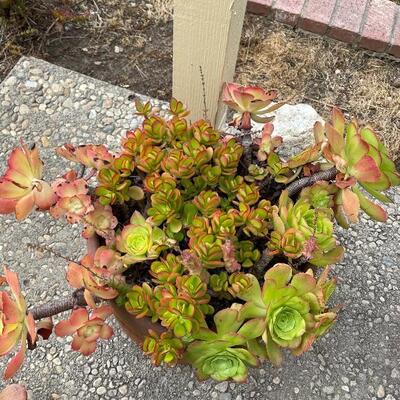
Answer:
[
  {"left": 0, "top": 267, "right": 37, "bottom": 379},
  {"left": 56, "top": 144, "right": 113, "bottom": 169}
]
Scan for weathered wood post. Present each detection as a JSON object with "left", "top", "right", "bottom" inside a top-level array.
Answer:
[{"left": 173, "top": 0, "right": 247, "bottom": 128}]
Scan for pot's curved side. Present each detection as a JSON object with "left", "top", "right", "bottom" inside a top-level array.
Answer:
[
  {"left": 110, "top": 301, "right": 165, "bottom": 346},
  {"left": 86, "top": 235, "right": 166, "bottom": 346}
]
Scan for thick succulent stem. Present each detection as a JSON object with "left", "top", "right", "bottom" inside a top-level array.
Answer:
[
  {"left": 29, "top": 290, "right": 98, "bottom": 320},
  {"left": 252, "top": 250, "right": 274, "bottom": 280},
  {"left": 285, "top": 167, "right": 337, "bottom": 197}
]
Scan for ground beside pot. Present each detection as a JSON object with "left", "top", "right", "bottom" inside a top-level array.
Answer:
[{"left": 0, "top": 57, "right": 399, "bottom": 400}]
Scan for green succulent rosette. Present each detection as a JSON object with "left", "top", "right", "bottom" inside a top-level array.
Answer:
[
  {"left": 116, "top": 211, "right": 171, "bottom": 264},
  {"left": 299, "top": 181, "right": 336, "bottom": 210},
  {"left": 316, "top": 108, "right": 400, "bottom": 226},
  {"left": 236, "top": 264, "right": 337, "bottom": 365},
  {"left": 125, "top": 283, "right": 155, "bottom": 320},
  {"left": 194, "top": 347, "right": 256, "bottom": 382},
  {"left": 158, "top": 295, "right": 207, "bottom": 338},
  {"left": 209, "top": 272, "right": 229, "bottom": 294},
  {"left": 150, "top": 254, "right": 184, "bottom": 284},
  {"left": 289, "top": 199, "right": 337, "bottom": 252},
  {"left": 143, "top": 330, "right": 185, "bottom": 366},
  {"left": 184, "top": 309, "right": 263, "bottom": 382},
  {"left": 268, "top": 302, "right": 307, "bottom": 347},
  {"left": 268, "top": 191, "right": 344, "bottom": 266}
]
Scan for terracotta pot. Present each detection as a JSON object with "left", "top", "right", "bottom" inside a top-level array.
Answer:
[
  {"left": 109, "top": 301, "right": 165, "bottom": 346},
  {"left": 87, "top": 236, "right": 165, "bottom": 346}
]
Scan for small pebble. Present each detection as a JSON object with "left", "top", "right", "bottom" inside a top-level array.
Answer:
[
  {"left": 377, "top": 385, "right": 385, "bottom": 398},
  {"left": 215, "top": 381, "right": 228, "bottom": 392},
  {"left": 273, "top": 377, "right": 280, "bottom": 385}
]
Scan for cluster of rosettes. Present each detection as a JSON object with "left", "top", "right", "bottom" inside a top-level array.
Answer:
[
  {"left": 122, "top": 257, "right": 338, "bottom": 383},
  {"left": 89, "top": 98, "right": 345, "bottom": 273},
  {"left": 268, "top": 190, "right": 344, "bottom": 267},
  {"left": 184, "top": 262, "right": 337, "bottom": 381},
  {"left": 0, "top": 84, "right": 398, "bottom": 382}
]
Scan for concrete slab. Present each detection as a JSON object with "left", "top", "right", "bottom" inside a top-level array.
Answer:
[{"left": 0, "top": 57, "right": 399, "bottom": 400}]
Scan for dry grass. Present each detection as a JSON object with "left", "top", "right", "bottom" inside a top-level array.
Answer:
[
  {"left": 146, "top": 0, "right": 173, "bottom": 24},
  {"left": 237, "top": 17, "right": 400, "bottom": 161}
]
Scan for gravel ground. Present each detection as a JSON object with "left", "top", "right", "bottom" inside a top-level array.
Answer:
[{"left": 0, "top": 56, "right": 399, "bottom": 400}]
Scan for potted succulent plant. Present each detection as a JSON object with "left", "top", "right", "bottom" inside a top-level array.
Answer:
[{"left": 0, "top": 83, "right": 398, "bottom": 383}]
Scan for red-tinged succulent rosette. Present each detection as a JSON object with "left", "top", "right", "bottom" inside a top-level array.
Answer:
[
  {"left": 55, "top": 306, "right": 113, "bottom": 356},
  {"left": 0, "top": 144, "right": 56, "bottom": 220},
  {"left": 50, "top": 170, "right": 93, "bottom": 223},
  {"left": 66, "top": 254, "right": 120, "bottom": 309},
  {"left": 222, "top": 83, "right": 284, "bottom": 130}
]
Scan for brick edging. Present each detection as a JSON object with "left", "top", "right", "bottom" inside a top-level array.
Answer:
[{"left": 247, "top": 0, "right": 400, "bottom": 58}]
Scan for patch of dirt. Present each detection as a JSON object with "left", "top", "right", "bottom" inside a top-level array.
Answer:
[
  {"left": 0, "top": 0, "right": 173, "bottom": 99},
  {"left": 0, "top": 1, "right": 399, "bottom": 161}
]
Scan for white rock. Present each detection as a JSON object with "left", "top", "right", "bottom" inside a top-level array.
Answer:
[
  {"left": 214, "top": 381, "right": 228, "bottom": 392},
  {"left": 251, "top": 103, "right": 323, "bottom": 159},
  {"left": 391, "top": 368, "right": 399, "bottom": 378},
  {"left": 103, "top": 98, "right": 113, "bottom": 109},
  {"left": 19, "top": 104, "right": 30, "bottom": 115},
  {"left": 51, "top": 83, "right": 63, "bottom": 94},
  {"left": 118, "top": 385, "right": 128, "bottom": 395},
  {"left": 89, "top": 110, "right": 97, "bottom": 119},
  {"left": 25, "top": 80, "right": 39, "bottom": 89},
  {"left": 30, "top": 68, "right": 42, "bottom": 75},
  {"left": 63, "top": 98, "right": 73, "bottom": 109},
  {"left": 5, "top": 76, "right": 17, "bottom": 86},
  {"left": 96, "top": 387, "right": 107, "bottom": 395},
  {"left": 377, "top": 385, "right": 385, "bottom": 398},
  {"left": 323, "top": 386, "right": 335, "bottom": 394}
]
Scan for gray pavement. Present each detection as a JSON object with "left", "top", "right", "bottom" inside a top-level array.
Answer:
[{"left": 0, "top": 56, "right": 399, "bottom": 400}]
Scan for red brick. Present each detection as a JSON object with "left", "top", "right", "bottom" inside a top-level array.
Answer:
[
  {"left": 359, "top": 0, "right": 397, "bottom": 52},
  {"left": 299, "top": 0, "right": 336, "bottom": 34},
  {"left": 328, "top": 0, "right": 368, "bottom": 43},
  {"left": 273, "top": 0, "right": 305, "bottom": 26},
  {"left": 247, "top": 0, "right": 274, "bottom": 16},
  {"left": 389, "top": 12, "right": 400, "bottom": 58}
]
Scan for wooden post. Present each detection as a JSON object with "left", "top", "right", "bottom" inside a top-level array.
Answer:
[{"left": 173, "top": 0, "right": 247, "bottom": 128}]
